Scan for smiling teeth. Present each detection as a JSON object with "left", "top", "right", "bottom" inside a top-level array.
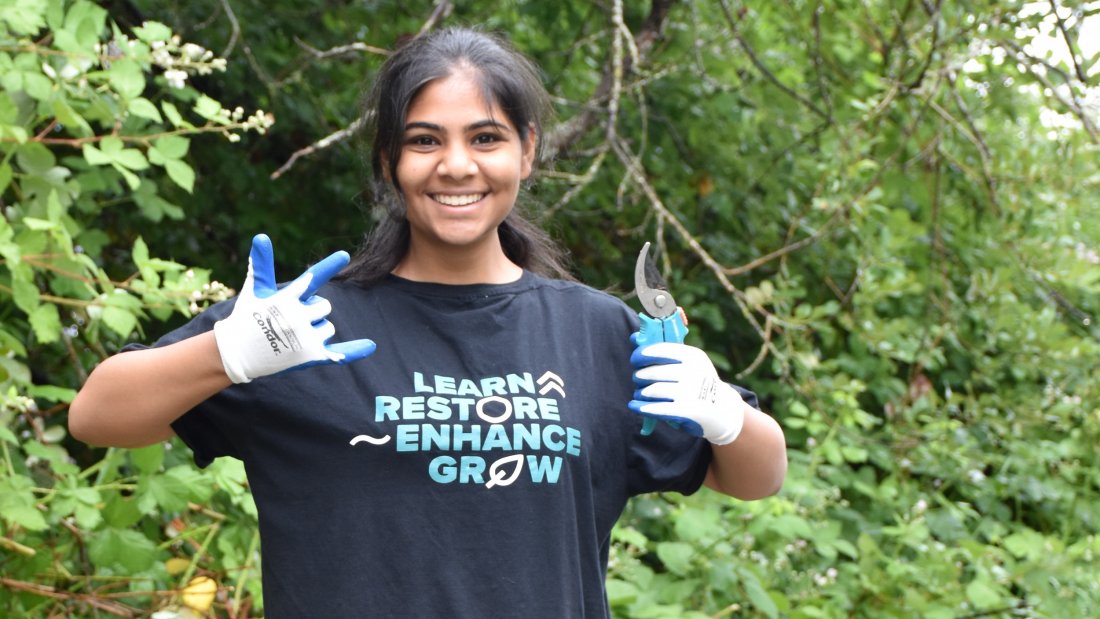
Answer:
[{"left": 434, "top": 194, "right": 484, "bottom": 206}]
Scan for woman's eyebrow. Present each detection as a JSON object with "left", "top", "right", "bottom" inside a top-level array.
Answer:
[
  {"left": 403, "top": 119, "right": 513, "bottom": 133},
  {"left": 404, "top": 121, "right": 443, "bottom": 132},
  {"left": 467, "top": 119, "right": 512, "bottom": 133}
]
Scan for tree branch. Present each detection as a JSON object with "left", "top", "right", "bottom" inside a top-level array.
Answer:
[
  {"left": 1047, "top": 0, "right": 1088, "bottom": 83},
  {"left": 270, "top": 2, "right": 454, "bottom": 178},
  {"left": 999, "top": 38, "right": 1099, "bottom": 142},
  {"left": 716, "top": 0, "right": 828, "bottom": 120},
  {"left": 543, "top": 0, "right": 676, "bottom": 160},
  {"left": 270, "top": 117, "right": 364, "bottom": 180},
  {"left": 217, "top": 0, "right": 240, "bottom": 58}
]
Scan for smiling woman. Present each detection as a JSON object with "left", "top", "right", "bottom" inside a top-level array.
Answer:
[{"left": 68, "top": 25, "right": 786, "bottom": 619}]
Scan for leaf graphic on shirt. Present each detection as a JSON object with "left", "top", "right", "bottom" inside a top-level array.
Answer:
[{"left": 485, "top": 454, "right": 525, "bottom": 489}]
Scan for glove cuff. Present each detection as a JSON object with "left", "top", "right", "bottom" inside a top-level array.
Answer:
[
  {"left": 213, "top": 317, "right": 252, "bottom": 384},
  {"left": 708, "top": 382, "right": 746, "bottom": 445}
]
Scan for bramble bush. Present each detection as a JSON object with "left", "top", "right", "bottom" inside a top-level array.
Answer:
[{"left": 1, "top": 2, "right": 269, "bottom": 616}]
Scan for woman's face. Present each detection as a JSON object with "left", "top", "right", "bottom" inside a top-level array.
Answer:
[{"left": 395, "top": 68, "right": 535, "bottom": 257}]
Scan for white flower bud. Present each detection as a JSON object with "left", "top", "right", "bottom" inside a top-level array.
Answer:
[{"left": 164, "top": 69, "right": 188, "bottom": 89}]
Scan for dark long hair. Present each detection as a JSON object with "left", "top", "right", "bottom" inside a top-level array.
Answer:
[{"left": 339, "top": 27, "right": 573, "bottom": 286}]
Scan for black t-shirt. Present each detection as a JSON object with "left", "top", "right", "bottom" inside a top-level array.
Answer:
[{"left": 148, "top": 272, "right": 741, "bottom": 618}]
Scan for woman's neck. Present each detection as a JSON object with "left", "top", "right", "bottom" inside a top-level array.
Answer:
[{"left": 391, "top": 241, "right": 522, "bottom": 285}]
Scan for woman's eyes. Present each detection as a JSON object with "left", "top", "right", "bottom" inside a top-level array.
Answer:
[
  {"left": 404, "top": 133, "right": 503, "bottom": 147},
  {"left": 473, "top": 133, "right": 501, "bottom": 145}
]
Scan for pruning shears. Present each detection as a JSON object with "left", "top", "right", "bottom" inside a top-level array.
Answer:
[{"left": 633, "top": 241, "right": 689, "bottom": 436}]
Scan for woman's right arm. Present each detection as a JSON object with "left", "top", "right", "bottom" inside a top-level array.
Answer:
[{"left": 68, "top": 331, "right": 233, "bottom": 448}]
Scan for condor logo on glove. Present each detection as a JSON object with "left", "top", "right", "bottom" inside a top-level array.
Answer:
[
  {"left": 252, "top": 307, "right": 302, "bottom": 355},
  {"left": 699, "top": 377, "right": 719, "bottom": 404}
]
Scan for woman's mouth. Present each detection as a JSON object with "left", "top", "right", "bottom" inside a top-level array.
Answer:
[{"left": 432, "top": 193, "right": 486, "bottom": 206}]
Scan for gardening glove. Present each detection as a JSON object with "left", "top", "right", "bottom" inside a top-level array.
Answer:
[
  {"left": 213, "top": 234, "right": 377, "bottom": 384},
  {"left": 629, "top": 341, "right": 746, "bottom": 445}
]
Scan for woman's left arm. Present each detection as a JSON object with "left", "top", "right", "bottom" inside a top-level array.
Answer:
[{"left": 703, "top": 404, "right": 787, "bottom": 499}]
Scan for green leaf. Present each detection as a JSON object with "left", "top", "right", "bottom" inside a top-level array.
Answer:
[
  {"left": 107, "top": 58, "right": 145, "bottom": 100},
  {"left": 142, "top": 465, "right": 207, "bottom": 512},
  {"left": 51, "top": 99, "right": 94, "bottom": 137},
  {"left": 99, "top": 136, "right": 124, "bottom": 155},
  {"left": 27, "top": 384, "right": 77, "bottom": 402},
  {"left": 164, "top": 158, "right": 195, "bottom": 192},
  {"left": 1, "top": 504, "right": 49, "bottom": 530},
  {"left": 29, "top": 303, "right": 61, "bottom": 343},
  {"left": 132, "top": 20, "right": 172, "bottom": 43},
  {"left": 655, "top": 541, "right": 694, "bottom": 576},
  {"left": 0, "top": 0, "right": 48, "bottom": 35},
  {"left": 16, "top": 141, "right": 56, "bottom": 173},
  {"left": 24, "top": 440, "right": 78, "bottom": 474},
  {"left": 112, "top": 147, "right": 149, "bottom": 171},
  {"left": 132, "top": 184, "right": 184, "bottom": 221},
  {"left": 739, "top": 568, "right": 779, "bottom": 619},
  {"left": 128, "top": 97, "right": 163, "bottom": 122},
  {"left": 673, "top": 506, "right": 720, "bottom": 542},
  {"left": 22, "top": 71, "right": 53, "bottom": 100},
  {"left": 161, "top": 101, "right": 190, "bottom": 128},
  {"left": 111, "top": 162, "right": 141, "bottom": 190},
  {"left": 966, "top": 579, "right": 1001, "bottom": 609},
  {"left": 194, "top": 94, "right": 223, "bottom": 121},
  {"left": 605, "top": 579, "right": 639, "bottom": 607},
  {"left": 101, "top": 494, "right": 143, "bottom": 529},
  {"left": 100, "top": 304, "right": 138, "bottom": 337},
  {"left": 208, "top": 458, "right": 248, "bottom": 495},
  {"left": 132, "top": 236, "right": 149, "bottom": 266},
  {"left": 1003, "top": 529, "right": 1045, "bottom": 560},
  {"left": 21, "top": 217, "right": 55, "bottom": 230},
  {"left": 73, "top": 502, "right": 103, "bottom": 529},
  {"left": 0, "top": 355, "right": 31, "bottom": 386},
  {"left": 82, "top": 143, "right": 112, "bottom": 165},
  {"left": 11, "top": 276, "right": 40, "bottom": 314},
  {"left": 0, "top": 475, "right": 49, "bottom": 531},
  {"left": 88, "top": 528, "right": 158, "bottom": 572},
  {"left": 155, "top": 135, "right": 190, "bottom": 159},
  {"left": 129, "top": 443, "right": 165, "bottom": 475}
]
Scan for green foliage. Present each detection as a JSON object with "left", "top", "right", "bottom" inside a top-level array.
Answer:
[
  {"left": 0, "top": 1, "right": 268, "bottom": 616},
  {"left": 3, "top": 0, "right": 1099, "bottom": 617}
]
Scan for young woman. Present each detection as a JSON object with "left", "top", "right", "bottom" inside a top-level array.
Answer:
[{"left": 70, "top": 27, "right": 786, "bottom": 618}]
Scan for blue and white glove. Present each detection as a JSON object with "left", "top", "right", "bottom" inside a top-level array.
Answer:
[
  {"left": 629, "top": 342, "right": 746, "bottom": 445},
  {"left": 213, "top": 234, "right": 377, "bottom": 384}
]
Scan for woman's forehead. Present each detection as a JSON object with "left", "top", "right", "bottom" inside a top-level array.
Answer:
[{"left": 406, "top": 70, "right": 512, "bottom": 129}]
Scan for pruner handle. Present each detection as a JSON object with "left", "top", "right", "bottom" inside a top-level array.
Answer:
[{"left": 635, "top": 310, "right": 689, "bottom": 436}]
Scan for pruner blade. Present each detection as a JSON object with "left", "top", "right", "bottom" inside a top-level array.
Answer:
[
  {"left": 634, "top": 242, "right": 678, "bottom": 319},
  {"left": 632, "top": 241, "right": 689, "bottom": 437}
]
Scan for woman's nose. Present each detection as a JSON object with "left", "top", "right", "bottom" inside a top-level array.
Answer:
[{"left": 437, "top": 143, "right": 477, "bottom": 180}]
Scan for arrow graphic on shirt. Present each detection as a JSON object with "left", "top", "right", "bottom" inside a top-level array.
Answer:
[{"left": 537, "top": 371, "right": 565, "bottom": 397}]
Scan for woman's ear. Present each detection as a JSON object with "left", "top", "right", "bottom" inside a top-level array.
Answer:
[{"left": 520, "top": 124, "right": 537, "bottom": 180}]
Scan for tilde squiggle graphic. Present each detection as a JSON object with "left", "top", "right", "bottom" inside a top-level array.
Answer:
[{"left": 349, "top": 371, "right": 581, "bottom": 488}]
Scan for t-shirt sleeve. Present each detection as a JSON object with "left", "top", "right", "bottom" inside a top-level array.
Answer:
[{"left": 122, "top": 298, "right": 246, "bottom": 468}]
